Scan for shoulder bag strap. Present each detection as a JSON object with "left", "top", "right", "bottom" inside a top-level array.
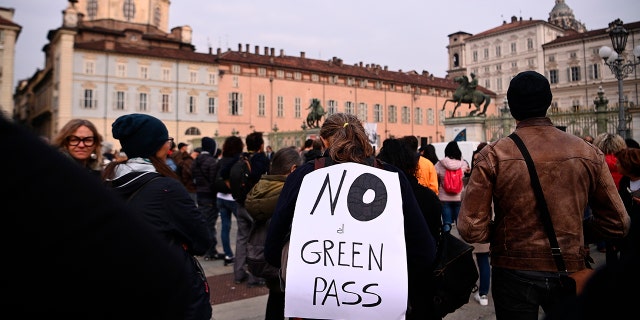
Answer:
[
  {"left": 509, "top": 133, "right": 568, "bottom": 274},
  {"left": 126, "top": 173, "right": 162, "bottom": 203}
]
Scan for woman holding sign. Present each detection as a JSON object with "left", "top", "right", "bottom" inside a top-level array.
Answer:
[{"left": 265, "top": 113, "right": 438, "bottom": 320}]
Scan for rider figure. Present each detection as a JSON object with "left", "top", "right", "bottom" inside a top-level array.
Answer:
[{"left": 465, "top": 73, "right": 478, "bottom": 101}]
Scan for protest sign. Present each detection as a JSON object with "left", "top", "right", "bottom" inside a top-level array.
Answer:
[{"left": 285, "top": 162, "right": 408, "bottom": 320}]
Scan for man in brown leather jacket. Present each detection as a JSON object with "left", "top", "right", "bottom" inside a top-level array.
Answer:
[{"left": 458, "top": 71, "right": 630, "bottom": 320}]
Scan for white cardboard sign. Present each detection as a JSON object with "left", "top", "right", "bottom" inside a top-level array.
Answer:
[{"left": 284, "top": 162, "right": 408, "bottom": 320}]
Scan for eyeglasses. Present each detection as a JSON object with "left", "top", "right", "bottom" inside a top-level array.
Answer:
[{"left": 67, "top": 135, "right": 95, "bottom": 147}]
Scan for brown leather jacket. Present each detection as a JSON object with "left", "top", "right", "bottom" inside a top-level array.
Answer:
[{"left": 458, "top": 118, "right": 630, "bottom": 272}]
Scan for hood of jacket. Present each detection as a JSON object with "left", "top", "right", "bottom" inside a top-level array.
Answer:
[
  {"left": 439, "top": 157, "right": 465, "bottom": 170},
  {"left": 105, "top": 158, "right": 161, "bottom": 199}
]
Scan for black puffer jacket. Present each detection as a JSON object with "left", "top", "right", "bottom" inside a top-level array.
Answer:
[{"left": 192, "top": 151, "right": 218, "bottom": 199}]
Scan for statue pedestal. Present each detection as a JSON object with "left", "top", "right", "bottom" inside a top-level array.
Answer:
[{"left": 442, "top": 116, "right": 486, "bottom": 142}]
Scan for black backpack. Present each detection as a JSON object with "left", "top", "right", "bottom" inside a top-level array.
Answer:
[
  {"left": 431, "top": 231, "right": 479, "bottom": 317},
  {"left": 229, "top": 153, "right": 253, "bottom": 205}
]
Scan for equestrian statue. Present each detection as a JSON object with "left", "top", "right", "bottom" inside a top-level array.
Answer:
[
  {"left": 306, "top": 98, "right": 326, "bottom": 128},
  {"left": 441, "top": 73, "right": 491, "bottom": 117}
]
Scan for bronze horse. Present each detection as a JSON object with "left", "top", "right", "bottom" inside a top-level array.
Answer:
[
  {"left": 441, "top": 76, "right": 491, "bottom": 117},
  {"left": 306, "top": 98, "right": 325, "bottom": 128}
]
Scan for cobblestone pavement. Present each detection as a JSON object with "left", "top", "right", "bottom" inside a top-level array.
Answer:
[{"left": 205, "top": 218, "right": 606, "bottom": 320}]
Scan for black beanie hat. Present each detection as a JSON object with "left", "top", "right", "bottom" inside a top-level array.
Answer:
[
  {"left": 112, "top": 114, "right": 169, "bottom": 158},
  {"left": 201, "top": 137, "right": 217, "bottom": 154},
  {"left": 507, "top": 71, "right": 553, "bottom": 121}
]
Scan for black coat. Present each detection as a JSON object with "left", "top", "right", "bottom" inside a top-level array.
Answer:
[
  {"left": 1, "top": 115, "right": 204, "bottom": 319},
  {"left": 109, "top": 171, "right": 213, "bottom": 320}
]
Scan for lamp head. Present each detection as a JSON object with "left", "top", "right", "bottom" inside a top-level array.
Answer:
[{"left": 608, "top": 19, "right": 629, "bottom": 54}]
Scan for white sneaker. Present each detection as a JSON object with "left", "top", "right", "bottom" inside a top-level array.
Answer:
[{"left": 474, "top": 293, "right": 489, "bottom": 306}]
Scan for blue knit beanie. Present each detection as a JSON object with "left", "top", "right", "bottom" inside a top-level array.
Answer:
[{"left": 112, "top": 114, "right": 168, "bottom": 158}]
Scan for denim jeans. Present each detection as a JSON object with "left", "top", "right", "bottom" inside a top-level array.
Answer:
[
  {"left": 441, "top": 201, "right": 461, "bottom": 232},
  {"left": 475, "top": 252, "right": 491, "bottom": 295},
  {"left": 492, "top": 267, "right": 569, "bottom": 320},
  {"left": 217, "top": 197, "right": 238, "bottom": 257},
  {"left": 197, "top": 196, "right": 219, "bottom": 257}
]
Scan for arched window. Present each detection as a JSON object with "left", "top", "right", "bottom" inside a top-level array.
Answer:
[
  {"left": 453, "top": 53, "right": 460, "bottom": 67},
  {"left": 185, "top": 127, "right": 201, "bottom": 135}
]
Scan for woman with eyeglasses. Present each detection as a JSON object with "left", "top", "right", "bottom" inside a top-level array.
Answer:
[
  {"left": 52, "top": 118, "right": 104, "bottom": 177},
  {"left": 103, "top": 113, "right": 214, "bottom": 320}
]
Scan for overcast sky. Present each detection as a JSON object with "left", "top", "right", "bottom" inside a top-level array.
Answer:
[{"left": 4, "top": 0, "right": 639, "bottom": 87}]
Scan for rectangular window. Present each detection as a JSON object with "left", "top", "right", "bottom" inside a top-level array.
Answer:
[
  {"left": 229, "top": 92, "right": 242, "bottom": 115},
  {"left": 483, "top": 48, "right": 489, "bottom": 59},
  {"left": 570, "top": 66, "right": 581, "bottom": 82},
  {"left": 277, "top": 96, "right": 284, "bottom": 117},
  {"left": 484, "top": 79, "right": 490, "bottom": 88},
  {"left": 548, "top": 55, "right": 555, "bottom": 62},
  {"left": 190, "top": 71, "right": 197, "bottom": 83},
  {"left": 401, "top": 106, "right": 410, "bottom": 124},
  {"left": 162, "top": 68, "right": 170, "bottom": 81},
  {"left": 527, "top": 38, "right": 534, "bottom": 50},
  {"left": 327, "top": 100, "right": 338, "bottom": 114},
  {"left": 496, "top": 78, "right": 503, "bottom": 91},
  {"left": 510, "top": 42, "right": 517, "bottom": 53},
  {"left": 373, "top": 104, "right": 383, "bottom": 122},
  {"left": 472, "top": 51, "right": 478, "bottom": 62},
  {"left": 258, "top": 68, "right": 267, "bottom": 76},
  {"left": 138, "top": 93, "right": 147, "bottom": 111},
  {"left": 345, "top": 101, "right": 354, "bottom": 114},
  {"left": 232, "top": 75, "right": 239, "bottom": 88},
  {"left": 427, "top": 108, "right": 435, "bottom": 125},
  {"left": 276, "top": 70, "right": 284, "bottom": 78},
  {"left": 83, "top": 89, "right": 95, "bottom": 109},
  {"left": 496, "top": 64, "right": 502, "bottom": 71},
  {"left": 139, "top": 66, "right": 148, "bottom": 79},
  {"left": 388, "top": 105, "right": 397, "bottom": 123},
  {"left": 549, "top": 70, "right": 559, "bottom": 84},
  {"left": 311, "top": 74, "right": 319, "bottom": 82},
  {"left": 258, "top": 94, "right": 265, "bottom": 117},
  {"left": 495, "top": 46, "right": 501, "bottom": 57},
  {"left": 414, "top": 107, "right": 423, "bottom": 125},
  {"left": 528, "top": 58, "right": 535, "bottom": 67},
  {"left": 295, "top": 98, "right": 301, "bottom": 118},
  {"left": 294, "top": 72, "right": 302, "bottom": 80},
  {"left": 162, "top": 94, "right": 170, "bottom": 112},
  {"left": 208, "top": 97, "right": 216, "bottom": 115},
  {"left": 117, "top": 64, "right": 126, "bottom": 77},
  {"left": 358, "top": 103, "right": 368, "bottom": 122},
  {"left": 85, "top": 61, "right": 95, "bottom": 75},
  {"left": 209, "top": 73, "right": 216, "bottom": 85},
  {"left": 231, "top": 65, "right": 241, "bottom": 74},
  {"left": 589, "top": 64, "right": 600, "bottom": 79},
  {"left": 188, "top": 96, "right": 197, "bottom": 113},
  {"left": 115, "top": 91, "right": 126, "bottom": 110}
]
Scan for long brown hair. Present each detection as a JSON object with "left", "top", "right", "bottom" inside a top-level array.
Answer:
[
  {"left": 52, "top": 119, "right": 103, "bottom": 170},
  {"left": 319, "top": 113, "right": 374, "bottom": 164}
]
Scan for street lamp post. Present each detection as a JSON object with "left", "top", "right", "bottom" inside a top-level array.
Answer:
[{"left": 598, "top": 19, "right": 640, "bottom": 139}]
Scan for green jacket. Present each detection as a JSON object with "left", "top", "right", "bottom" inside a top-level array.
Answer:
[{"left": 244, "top": 174, "right": 287, "bottom": 222}]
